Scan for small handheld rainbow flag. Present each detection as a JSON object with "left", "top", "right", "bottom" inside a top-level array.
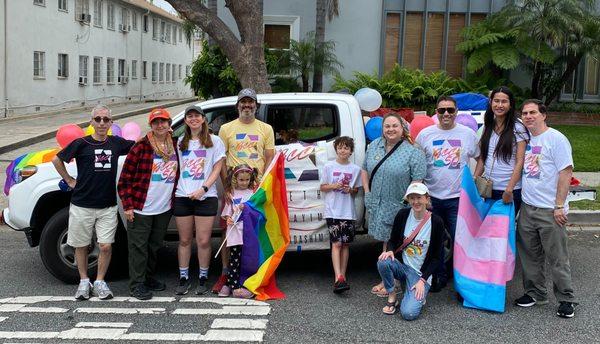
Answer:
[
  {"left": 454, "top": 166, "right": 516, "bottom": 313},
  {"left": 239, "top": 152, "right": 290, "bottom": 300},
  {"left": 4, "top": 148, "right": 60, "bottom": 196}
]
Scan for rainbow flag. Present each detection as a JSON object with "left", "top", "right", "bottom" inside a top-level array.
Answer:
[
  {"left": 239, "top": 152, "right": 290, "bottom": 300},
  {"left": 4, "top": 148, "right": 60, "bottom": 196},
  {"left": 454, "top": 166, "right": 516, "bottom": 313}
]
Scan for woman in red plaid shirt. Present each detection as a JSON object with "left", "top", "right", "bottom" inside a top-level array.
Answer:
[{"left": 118, "top": 108, "right": 179, "bottom": 300}]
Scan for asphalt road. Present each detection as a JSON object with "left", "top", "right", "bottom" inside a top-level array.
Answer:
[{"left": 1, "top": 103, "right": 600, "bottom": 343}]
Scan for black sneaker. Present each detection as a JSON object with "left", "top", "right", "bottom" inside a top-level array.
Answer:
[
  {"left": 333, "top": 279, "right": 350, "bottom": 294},
  {"left": 145, "top": 277, "right": 166, "bottom": 291},
  {"left": 557, "top": 301, "right": 575, "bottom": 318},
  {"left": 515, "top": 294, "right": 549, "bottom": 307},
  {"left": 429, "top": 277, "right": 446, "bottom": 293},
  {"left": 175, "top": 277, "right": 191, "bottom": 295},
  {"left": 130, "top": 283, "right": 153, "bottom": 300},
  {"left": 195, "top": 276, "right": 209, "bottom": 295}
]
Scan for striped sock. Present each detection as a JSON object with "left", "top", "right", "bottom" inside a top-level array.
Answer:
[
  {"left": 179, "top": 267, "right": 189, "bottom": 280},
  {"left": 199, "top": 267, "right": 209, "bottom": 279}
]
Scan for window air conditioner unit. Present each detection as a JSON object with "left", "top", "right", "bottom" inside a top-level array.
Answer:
[
  {"left": 78, "top": 76, "right": 88, "bottom": 85},
  {"left": 78, "top": 13, "right": 91, "bottom": 23}
]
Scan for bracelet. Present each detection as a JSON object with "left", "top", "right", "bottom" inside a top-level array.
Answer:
[{"left": 554, "top": 205, "right": 564, "bottom": 210}]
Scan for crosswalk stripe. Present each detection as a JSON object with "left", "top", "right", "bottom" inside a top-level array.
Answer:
[
  {"left": 0, "top": 296, "right": 266, "bottom": 305},
  {"left": 0, "top": 304, "right": 25, "bottom": 312},
  {"left": 173, "top": 306, "right": 271, "bottom": 316},
  {"left": 74, "top": 307, "right": 166, "bottom": 315},
  {"left": 18, "top": 307, "right": 68, "bottom": 313},
  {"left": 0, "top": 316, "right": 7, "bottom": 322},
  {"left": 75, "top": 322, "right": 133, "bottom": 328},
  {"left": 0, "top": 331, "right": 59, "bottom": 339},
  {"left": 179, "top": 297, "right": 269, "bottom": 306},
  {"left": 211, "top": 319, "right": 268, "bottom": 329}
]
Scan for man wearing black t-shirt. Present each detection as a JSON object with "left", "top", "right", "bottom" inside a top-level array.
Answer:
[{"left": 52, "top": 104, "right": 134, "bottom": 300}]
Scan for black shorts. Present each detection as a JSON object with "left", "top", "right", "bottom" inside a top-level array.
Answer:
[
  {"left": 173, "top": 197, "right": 219, "bottom": 217},
  {"left": 326, "top": 218, "right": 355, "bottom": 244}
]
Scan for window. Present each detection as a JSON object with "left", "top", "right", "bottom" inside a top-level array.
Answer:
[
  {"left": 142, "top": 61, "right": 147, "bottom": 78},
  {"left": 165, "top": 24, "right": 171, "bottom": 43},
  {"left": 383, "top": 13, "right": 401, "bottom": 73},
  {"left": 131, "top": 12, "right": 137, "bottom": 30},
  {"left": 179, "top": 27, "right": 182, "bottom": 42},
  {"left": 120, "top": 7, "right": 129, "bottom": 31},
  {"left": 172, "top": 64, "right": 176, "bottom": 82},
  {"left": 186, "top": 65, "right": 190, "bottom": 77},
  {"left": 160, "top": 21, "right": 165, "bottom": 41},
  {"left": 178, "top": 64, "right": 182, "bottom": 79},
  {"left": 584, "top": 56, "right": 599, "bottom": 96},
  {"left": 34, "top": 0, "right": 45, "bottom": 6},
  {"left": 75, "top": 0, "right": 90, "bottom": 22},
  {"left": 58, "top": 53, "right": 69, "bottom": 78},
  {"left": 142, "top": 15, "right": 148, "bottom": 33},
  {"left": 152, "top": 18, "right": 158, "bottom": 40},
  {"left": 93, "top": 56, "right": 102, "bottom": 83},
  {"left": 58, "top": 0, "right": 68, "bottom": 11},
  {"left": 106, "top": 57, "right": 114, "bottom": 83},
  {"left": 151, "top": 62, "right": 157, "bottom": 82},
  {"left": 107, "top": 1, "right": 114, "bottom": 29},
  {"left": 264, "top": 24, "right": 291, "bottom": 72},
  {"left": 172, "top": 25, "right": 177, "bottom": 44},
  {"left": 78, "top": 55, "right": 89, "bottom": 84},
  {"left": 165, "top": 63, "right": 170, "bottom": 82},
  {"left": 131, "top": 60, "right": 137, "bottom": 79},
  {"left": 197, "top": 106, "right": 238, "bottom": 135},
  {"left": 159, "top": 62, "right": 164, "bottom": 82},
  {"left": 33, "top": 51, "right": 45, "bottom": 78},
  {"left": 266, "top": 104, "right": 339, "bottom": 144},
  {"left": 93, "top": 0, "right": 102, "bottom": 27},
  {"left": 118, "top": 59, "right": 127, "bottom": 83}
]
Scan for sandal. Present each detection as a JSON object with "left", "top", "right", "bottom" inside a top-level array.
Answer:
[
  {"left": 371, "top": 283, "right": 386, "bottom": 296},
  {"left": 382, "top": 300, "right": 399, "bottom": 315}
]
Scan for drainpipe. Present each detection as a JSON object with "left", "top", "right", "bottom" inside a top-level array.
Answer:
[
  {"left": 3, "top": 0, "right": 8, "bottom": 117},
  {"left": 140, "top": 9, "right": 149, "bottom": 102}
]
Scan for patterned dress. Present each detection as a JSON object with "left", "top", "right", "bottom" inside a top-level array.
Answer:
[{"left": 363, "top": 138, "right": 427, "bottom": 241}]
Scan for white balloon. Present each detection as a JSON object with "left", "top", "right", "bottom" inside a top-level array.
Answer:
[{"left": 354, "top": 88, "right": 383, "bottom": 112}]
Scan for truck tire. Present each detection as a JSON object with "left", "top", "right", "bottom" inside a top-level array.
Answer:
[{"left": 39, "top": 207, "right": 99, "bottom": 284}]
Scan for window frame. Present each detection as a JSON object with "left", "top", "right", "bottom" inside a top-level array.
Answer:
[
  {"left": 264, "top": 103, "right": 340, "bottom": 144},
  {"left": 58, "top": 0, "right": 68, "bottom": 12},
  {"left": 93, "top": 56, "right": 102, "bottom": 84},
  {"left": 131, "top": 60, "right": 137, "bottom": 79},
  {"left": 107, "top": 1, "right": 115, "bottom": 30},
  {"left": 93, "top": 0, "right": 102, "bottom": 27},
  {"left": 33, "top": 51, "right": 46, "bottom": 79},
  {"left": 57, "top": 53, "right": 69, "bottom": 78},
  {"left": 142, "top": 60, "right": 148, "bottom": 79},
  {"left": 34, "top": 0, "right": 46, "bottom": 7},
  {"left": 106, "top": 57, "right": 115, "bottom": 84},
  {"left": 78, "top": 55, "right": 89, "bottom": 85}
]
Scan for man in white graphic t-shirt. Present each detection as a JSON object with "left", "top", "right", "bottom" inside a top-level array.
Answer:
[
  {"left": 415, "top": 95, "right": 479, "bottom": 292},
  {"left": 515, "top": 99, "right": 577, "bottom": 319}
]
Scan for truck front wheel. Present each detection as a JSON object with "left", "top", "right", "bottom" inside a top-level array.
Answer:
[{"left": 39, "top": 207, "right": 99, "bottom": 284}]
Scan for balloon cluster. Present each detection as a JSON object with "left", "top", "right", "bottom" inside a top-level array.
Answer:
[{"left": 56, "top": 121, "right": 142, "bottom": 148}]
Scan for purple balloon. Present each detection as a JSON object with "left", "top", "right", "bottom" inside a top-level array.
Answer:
[
  {"left": 110, "top": 123, "right": 122, "bottom": 137},
  {"left": 456, "top": 113, "right": 478, "bottom": 132}
]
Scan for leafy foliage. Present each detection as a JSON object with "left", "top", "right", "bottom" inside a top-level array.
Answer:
[{"left": 331, "top": 65, "right": 489, "bottom": 113}]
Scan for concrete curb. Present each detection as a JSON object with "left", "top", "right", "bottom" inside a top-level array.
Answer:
[
  {"left": 0, "top": 98, "right": 197, "bottom": 154},
  {"left": 567, "top": 210, "right": 600, "bottom": 226}
]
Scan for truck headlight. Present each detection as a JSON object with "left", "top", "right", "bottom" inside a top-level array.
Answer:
[{"left": 16, "top": 165, "right": 38, "bottom": 183}]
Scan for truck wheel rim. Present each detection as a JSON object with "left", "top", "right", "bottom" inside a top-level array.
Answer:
[{"left": 57, "top": 228, "right": 99, "bottom": 269}]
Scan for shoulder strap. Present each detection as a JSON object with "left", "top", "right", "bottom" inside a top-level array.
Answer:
[
  {"left": 394, "top": 211, "right": 431, "bottom": 254},
  {"left": 369, "top": 140, "right": 402, "bottom": 189}
]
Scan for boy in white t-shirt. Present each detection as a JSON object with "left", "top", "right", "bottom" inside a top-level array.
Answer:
[
  {"left": 320, "top": 136, "right": 362, "bottom": 294},
  {"left": 516, "top": 99, "right": 577, "bottom": 319}
]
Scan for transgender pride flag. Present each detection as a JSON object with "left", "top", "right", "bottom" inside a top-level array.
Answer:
[{"left": 454, "top": 166, "right": 516, "bottom": 313}]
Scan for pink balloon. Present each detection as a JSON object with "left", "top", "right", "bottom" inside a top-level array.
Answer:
[
  {"left": 121, "top": 122, "right": 141, "bottom": 141},
  {"left": 409, "top": 115, "right": 435, "bottom": 139},
  {"left": 56, "top": 124, "right": 85, "bottom": 148},
  {"left": 431, "top": 114, "right": 439, "bottom": 124}
]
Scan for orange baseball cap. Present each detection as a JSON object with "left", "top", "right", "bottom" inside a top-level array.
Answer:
[{"left": 148, "top": 108, "right": 171, "bottom": 124}]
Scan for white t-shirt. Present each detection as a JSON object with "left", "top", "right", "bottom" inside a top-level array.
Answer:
[
  {"left": 402, "top": 209, "right": 432, "bottom": 284},
  {"left": 176, "top": 135, "right": 226, "bottom": 199},
  {"left": 483, "top": 121, "right": 529, "bottom": 190},
  {"left": 135, "top": 153, "right": 177, "bottom": 215},
  {"left": 416, "top": 124, "right": 479, "bottom": 199},
  {"left": 221, "top": 188, "right": 254, "bottom": 247},
  {"left": 522, "top": 128, "right": 573, "bottom": 210},
  {"left": 319, "top": 160, "right": 362, "bottom": 220}
]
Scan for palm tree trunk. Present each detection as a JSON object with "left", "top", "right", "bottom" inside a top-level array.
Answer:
[{"left": 313, "top": 0, "right": 326, "bottom": 92}]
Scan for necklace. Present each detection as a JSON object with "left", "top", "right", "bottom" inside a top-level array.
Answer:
[{"left": 149, "top": 133, "right": 173, "bottom": 162}]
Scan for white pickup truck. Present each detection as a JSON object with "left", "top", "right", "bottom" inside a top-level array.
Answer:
[{"left": 2, "top": 93, "right": 367, "bottom": 283}]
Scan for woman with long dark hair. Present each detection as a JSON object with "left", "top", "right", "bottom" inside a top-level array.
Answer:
[{"left": 474, "top": 86, "right": 528, "bottom": 212}]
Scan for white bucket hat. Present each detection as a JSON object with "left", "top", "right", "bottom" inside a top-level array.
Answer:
[{"left": 403, "top": 182, "right": 429, "bottom": 201}]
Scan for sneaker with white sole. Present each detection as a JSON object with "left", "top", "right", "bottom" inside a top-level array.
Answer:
[
  {"left": 557, "top": 301, "right": 575, "bottom": 318},
  {"left": 175, "top": 277, "right": 191, "bottom": 295},
  {"left": 195, "top": 276, "right": 209, "bottom": 295},
  {"left": 93, "top": 280, "right": 114, "bottom": 300},
  {"left": 75, "top": 280, "right": 92, "bottom": 300},
  {"left": 515, "top": 294, "right": 548, "bottom": 307}
]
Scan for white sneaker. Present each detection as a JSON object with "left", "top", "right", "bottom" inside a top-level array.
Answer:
[
  {"left": 75, "top": 280, "right": 92, "bottom": 300},
  {"left": 93, "top": 280, "right": 114, "bottom": 300}
]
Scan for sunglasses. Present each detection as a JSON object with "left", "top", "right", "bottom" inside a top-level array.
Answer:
[
  {"left": 93, "top": 116, "right": 112, "bottom": 123},
  {"left": 436, "top": 107, "right": 456, "bottom": 114}
]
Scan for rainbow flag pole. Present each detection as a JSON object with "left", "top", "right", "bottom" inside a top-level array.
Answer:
[{"left": 239, "top": 152, "right": 290, "bottom": 300}]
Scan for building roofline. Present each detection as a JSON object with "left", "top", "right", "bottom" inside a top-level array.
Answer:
[{"left": 125, "top": 0, "right": 183, "bottom": 23}]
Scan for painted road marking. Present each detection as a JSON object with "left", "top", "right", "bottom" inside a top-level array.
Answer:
[
  {"left": 0, "top": 329, "right": 265, "bottom": 341},
  {"left": 179, "top": 297, "right": 269, "bottom": 306},
  {"left": 0, "top": 316, "right": 7, "bottom": 322},
  {"left": 173, "top": 306, "right": 271, "bottom": 316},
  {"left": 18, "top": 307, "right": 68, "bottom": 313},
  {"left": 0, "top": 304, "right": 25, "bottom": 312},
  {"left": 75, "top": 322, "right": 133, "bottom": 328},
  {"left": 211, "top": 319, "right": 268, "bottom": 329},
  {"left": 74, "top": 307, "right": 166, "bottom": 315}
]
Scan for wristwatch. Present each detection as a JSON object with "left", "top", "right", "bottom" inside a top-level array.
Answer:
[
  {"left": 202, "top": 185, "right": 208, "bottom": 192},
  {"left": 554, "top": 204, "right": 564, "bottom": 210}
]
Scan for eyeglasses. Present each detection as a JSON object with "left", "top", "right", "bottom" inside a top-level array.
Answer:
[
  {"left": 93, "top": 116, "right": 112, "bottom": 123},
  {"left": 436, "top": 107, "right": 456, "bottom": 114}
]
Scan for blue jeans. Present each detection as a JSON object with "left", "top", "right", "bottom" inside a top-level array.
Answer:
[
  {"left": 430, "top": 197, "right": 459, "bottom": 282},
  {"left": 489, "top": 189, "right": 522, "bottom": 215},
  {"left": 377, "top": 259, "right": 430, "bottom": 321}
]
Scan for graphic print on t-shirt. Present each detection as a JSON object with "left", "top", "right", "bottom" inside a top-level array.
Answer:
[
  {"left": 523, "top": 144, "right": 542, "bottom": 179},
  {"left": 94, "top": 149, "right": 112, "bottom": 170},
  {"left": 182, "top": 149, "right": 206, "bottom": 180},
  {"left": 332, "top": 170, "right": 353, "bottom": 192},
  {"left": 151, "top": 154, "right": 177, "bottom": 183},
  {"left": 234, "top": 133, "right": 259, "bottom": 160},
  {"left": 432, "top": 139, "right": 461, "bottom": 169},
  {"left": 405, "top": 239, "right": 428, "bottom": 257}
]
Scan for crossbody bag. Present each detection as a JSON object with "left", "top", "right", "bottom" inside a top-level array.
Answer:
[{"left": 394, "top": 211, "right": 431, "bottom": 254}]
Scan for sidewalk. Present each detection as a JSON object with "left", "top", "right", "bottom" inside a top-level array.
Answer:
[{"left": 0, "top": 98, "right": 197, "bottom": 154}]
